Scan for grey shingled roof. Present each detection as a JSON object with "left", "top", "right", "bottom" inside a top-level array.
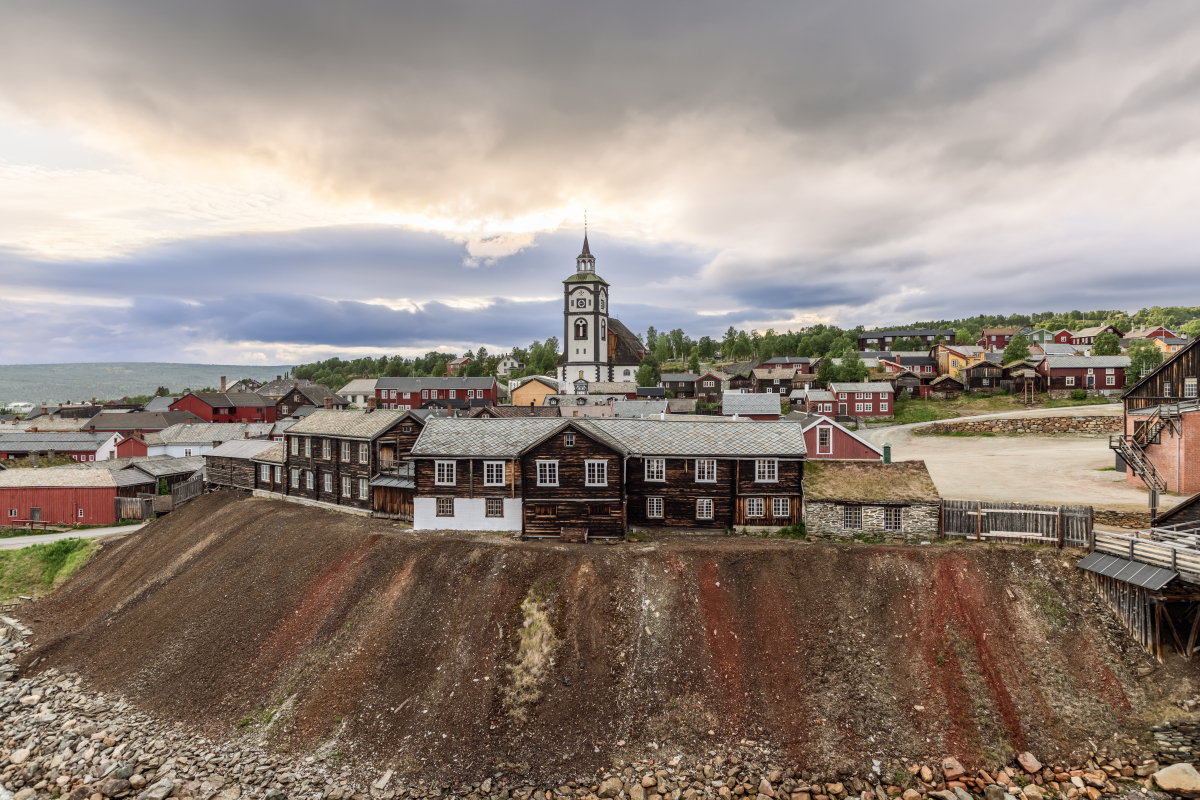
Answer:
[
  {"left": 188, "top": 392, "right": 272, "bottom": 407},
  {"left": 156, "top": 422, "right": 283, "bottom": 444},
  {"left": 285, "top": 408, "right": 414, "bottom": 439},
  {"left": 609, "top": 400, "right": 670, "bottom": 418},
  {"left": 660, "top": 373, "right": 700, "bottom": 382},
  {"left": 337, "top": 379, "right": 378, "bottom": 396},
  {"left": 144, "top": 397, "right": 179, "bottom": 412},
  {"left": 721, "top": 394, "right": 782, "bottom": 416},
  {"left": 411, "top": 418, "right": 572, "bottom": 458},
  {"left": 829, "top": 382, "right": 895, "bottom": 394},
  {"left": 1043, "top": 355, "right": 1131, "bottom": 369},
  {"left": 0, "top": 467, "right": 118, "bottom": 488},
  {"left": 0, "top": 432, "right": 113, "bottom": 451},
  {"left": 250, "top": 442, "right": 286, "bottom": 464},
  {"left": 131, "top": 456, "right": 207, "bottom": 478},
  {"left": 111, "top": 469, "right": 157, "bottom": 488},
  {"left": 204, "top": 439, "right": 279, "bottom": 459},
  {"left": 589, "top": 418, "right": 807, "bottom": 457}
]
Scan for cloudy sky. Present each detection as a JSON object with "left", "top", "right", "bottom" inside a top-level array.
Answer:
[{"left": 2, "top": 1, "right": 1199, "bottom": 365}]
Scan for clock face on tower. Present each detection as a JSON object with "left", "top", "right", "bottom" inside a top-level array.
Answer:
[{"left": 576, "top": 298, "right": 586, "bottom": 308}]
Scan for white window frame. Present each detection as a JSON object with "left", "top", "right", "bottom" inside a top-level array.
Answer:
[
  {"left": 843, "top": 505, "right": 863, "bottom": 530},
  {"left": 341, "top": 441, "right": 350, "bottom": 461},
  {"left": 359, "top": 478, "right": 368, "bottom": 500},
  {"left": 291, "top": 468, "right": 299, "bottom": 488},
  {"left": 435, "top": 461, "right": 456, "bottom": 485},
  {"left": 817, "top": 427, "right": 832, "bottom": 455},
  {"left": 695, "top": 459, "right": 717, "bottom": 482},
  {"left": 422, "top": 389, "right": 429, "bottom": 399},
  {"left": 696, "top": 498, "right": 714, "bottom": 520},
  {"left": 755, "top": 459, "right": 778, "bottom": 483},
  {"left": 880, "top": 403, "right": 888, "bottom": 412},
  {"left": 564, "top": 432, "right": 575, "bottom": 447},
  {"left": 449, "top": 390, "right": 456, "bottom": 399},
  {"left": 884, "top": 507, "right": 902, "bottom": 531},
  {"left": 304, "top": 438, "right": 311, "bottom": 457},
  {"left": 359, "top": 443, "right": 368, "bottom": 464},
  {"left": 537, "top": 460, "right": 559, "bottom": 486},
  {"left": 484, "top": 461, "right": 506, "bottom": 486},
  {"left": 645, "top": 458, "right": 666, "bottom": 482},
  {"left": 1107, "top": 376, "right": 1115, "bottom": 387},
  {"left": 322, "top": 439, "right": 331, "bottom": 459},
  {"left": 305, "top": 470, "right": 313, "bottom": 490},
  {"left": 773, "top": 497, "right": 790, "bottom": 518},
  {"left": 290, "top": 437, "right": 298, "bottom": 455},
  {"left": 646, "top": 497, "right": 664, "bottom": 519},
  {"left": 274, "top": 466, "right": 281, "bottom": 484},
  {"left": 323, "top": 473, "right": 332, "bottom": 493},
  {"left": 342, "top": 476, "right": 351, "bottom": 497},
  {"left": 1186, "top": 378, "right": 1198, "bottom": 398},
  {"left": 585, "top": 460, "right": 608, "bottom": 487},
  {"left": 1065, "top": 376, "right": 1075, "bottom": 387},
  {"left": 855, "top": 402, "right": 864, "bottom": 413},
  {"left": 261, "top": 464, "right": 271, "bottom": 482},
  {"left": 485, "top": 498, "right": 504, "bottom": 518},
  {"left": 184, "top": 448, "right": 192, "bottom": 458},
  {"left": 746, "top": 497, "right": 765, "bottom": 517}
]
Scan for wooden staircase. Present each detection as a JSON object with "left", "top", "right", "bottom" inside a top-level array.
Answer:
[{"left": 1110, "top": 403, "right": 1182, "bottom": 492}]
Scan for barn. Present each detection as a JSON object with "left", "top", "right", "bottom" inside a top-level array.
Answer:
[{"left": 0, "top": 467, "right": 119, "bottom": 526}]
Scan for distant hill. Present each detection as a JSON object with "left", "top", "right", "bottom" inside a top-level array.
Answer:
[{"left": 0, "top": 362, "right": 293, "bottom": 406}]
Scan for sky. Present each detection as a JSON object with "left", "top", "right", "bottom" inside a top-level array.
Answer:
[{"left": 2, "top": 1, "right": 1200, "bottom": 365}]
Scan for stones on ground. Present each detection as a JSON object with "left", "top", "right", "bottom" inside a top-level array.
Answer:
[
  {"left": 951, "top": 789, "right": 972, "bottom": 800},
  {"left": 1019, "top": 785, "right": 1042, "bottom": 800},
  {"left": 1017, "top": 753, "right": 1042, "bottom": 774},
  {"left": 901, "top": 790, "right": 921, "bottom": 800},
  {"left": 128, "top": 774, "right": 147, "bottom": 790},
  {"left": 942, "top": 758, "right": 966, "bottom": 782},
  {"left": 99, "top": 779, "right": 131, "bottom": 798},
  {"left": 1155, "top": 763, "right": 1200, "bottom": 798},
  {"left": 629, "top": 782, "right": 647, "bottom": 800},
  {"left": 758, "top": 780, "right": 775, "bottom": 798},
  {"left": 13, "top": 791, "right": 34, "bottom": 800},
  {"left": 8, "top": 750, "right": 30, "bottom": 766},
  {"left": 599, "top": 778, "right": 623, "bottom": 798},
  {"left": 982, "top": 787, "right": 1005, "bottom": 800},
  {"left": 145, "top": 778, "right": 174, "bottom": 800}
]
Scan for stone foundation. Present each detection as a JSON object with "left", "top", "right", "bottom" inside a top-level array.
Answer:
[
  {"left": 918, "top": 414, "right": 1120, "bottom": 436},
  {"left": 805, "top": 501, "right": 939, "bottom": 542}
]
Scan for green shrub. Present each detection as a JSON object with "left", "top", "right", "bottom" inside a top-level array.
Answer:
[{"left": 1071, "top": 388, "right": 1087, "bottom": 400}]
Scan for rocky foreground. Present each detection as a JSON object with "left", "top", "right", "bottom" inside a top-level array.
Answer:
[{"left": 4, "top": 616, "right": 1200, "bottom": 800}]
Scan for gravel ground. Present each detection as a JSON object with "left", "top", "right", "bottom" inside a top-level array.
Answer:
[{"left": 856, "top": 408, "right": 1168, "bottom": 511}]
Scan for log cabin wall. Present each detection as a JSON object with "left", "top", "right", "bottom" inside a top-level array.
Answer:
[
  {"left": 253, "top": 462, "right": 286, "bottom": 493},
  {"left": 520, "top": 430, "right": 624, "bottom": 538},
  {"left": 625, "top": 457, "right": 734, "bottom": 530},
  {"left": 733, "top": 458, "right": 803, "bottom": 526},
  {"left": 1125, "top": 341, "right": 1200, "bottom": 411},
  {"left": 414, "top": 457, "right": 518, "bottom": 499},
  {"left": 285, "top": 434, "right": 376, "bottom": 510}
]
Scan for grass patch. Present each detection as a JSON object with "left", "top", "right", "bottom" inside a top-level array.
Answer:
[
  {"left": 1095, "top": 466, "right": 1117, "bottom": 472},
  {"left": 0, "top": 538, "right": 98, "bottom": 602},
  {"left": 892, "top": 399, "right": 958, "bottom": 425},
  {"left": 503, "top": 584, "right": 560, "bottom": 722}
]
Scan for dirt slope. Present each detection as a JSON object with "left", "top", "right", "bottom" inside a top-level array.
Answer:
[{"left": 16, "top": 493, "right": 1158, "bottom": 781}]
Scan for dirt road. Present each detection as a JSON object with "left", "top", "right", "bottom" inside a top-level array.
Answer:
[
  {"left": 858, "top": 405, "right": 1168, "bottom": 510},
  {"left": 0, "top": 522, "right": 147, "bottom": 551}
]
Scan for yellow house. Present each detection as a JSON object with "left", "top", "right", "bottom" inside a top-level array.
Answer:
[
  {"left": 934, "top": 343, "right": 987, "bottom": 378},
  {"left": 510, "top": 376, "right": 562, "bottom": 408},
  {"left": 1154, "top": 337, "right": 1188, "bottom": 356}
]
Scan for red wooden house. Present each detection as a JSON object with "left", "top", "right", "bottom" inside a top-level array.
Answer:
[
  {"left": 977, "top": 327, "right": 1020, "bottom": 351},
  {"left": 1036, "top": 355, "right": 1129, "bottom": 397},
  {"left": 115, "top": 434, "right": 149, "bottom": 458},
  {"left": 760, "top": 356, "right": 812, "bottom": 373},
  {"left": 791, "top": 414, "right": 883, "bottom": 461},
  {"left": 829, "top": 382, "right": 895, "bottom": 418},
  {"left": 376, "top": 377, "right": 498, "bottom": 410},
  {"left": 0, "top": 468, "right": 120, "bottom": 526},
  {"left": 169, "top": 391, "right": 276, "bottom": 423}
]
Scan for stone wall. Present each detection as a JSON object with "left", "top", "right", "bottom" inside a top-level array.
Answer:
[
  {"left": 1152, "top": 720, "right": 1200, "bottom": 765},
  {"left": 918, "top": 415, "right": 1120, "bottom": 436},
  {"left": 806, "top": 501, "right": 939, "bottom": 542},
  {"left": 1048, "top": 388, "right": 1122, "bottom": 399}
]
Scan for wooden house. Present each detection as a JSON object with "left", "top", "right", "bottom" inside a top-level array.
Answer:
[
  {"left": 804, "top": 460, "right": 940, "bottom": 542},
  {"left": 977, "top": 327, "right": 1020, "bottom": 351},
  {"left": 376, "top": 376, "right": 498, "bottom": 410},
  {"left": 724, "top": 368, "right": 755, "bottom": 393},
  {"left": 408, "top": 417, "right": 808, "bottom": 537},
  {"left": 169, "top": 391, "right": 276, "bottom": 424},
  {"left": 857, "top": 330, "right": 953, "bottom": 351},
  {"left": 0, "top": 467, "right": 120, "bottom": 526},
  {"left": 786, "top": 413, "right": 882, "bottom": 461},
  {"left": 1071, "top": 324, "right": 1124, "bottom": 346},
  {"left": 928, "top": 374, "right": 964, "bottom": 400},
  {"left": 1036, "top": 355, "right": 1129, "bottom": 398},
  {"left": 934, "top": 343, "right": 986, "bottom": 377},
  {"left": 828, "top": 382, "right": 894, "bottom": 418},
  {"left": 251, "top": 442, "right": 287, "bottom": 494},
  {"left": 470, "top": 405, "right": 561, "bottom": 419},
  {"left": 660, "top": 373, "right": 699, "bottom": 398},
  {"left": 510, "top": 376, "right": 563, "bottom": 409},
  {"left": 961, "top": 360, "right": 1005, "bottom": 393},
  {"left": 751, "top": 367, "right": 798, "bottom": 395},
  {"left": 276, "top": 385, "right": 347, "bottom": 418},
  {"left": 205, "top": 438, "right": 279, "bottom": 490},
  {"left": 283, "top": 408, "right": 428, "bottom": 515}
]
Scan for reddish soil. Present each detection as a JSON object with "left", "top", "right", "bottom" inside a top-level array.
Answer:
[{"left": 14, "top": 493, "right": 1164, "bottom": 782}]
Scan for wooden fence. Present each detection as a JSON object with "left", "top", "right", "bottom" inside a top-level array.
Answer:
[
  {"left": 115, "top": 496, "right": 155, "bottom": 521},
  {"left": 942, "top": 500, "right": 1093, "bottom": 547},
  {"left": 1093, "top": 530, "right": 1200, "bottom": 584},
  {"left": 171, "top": 477, "right": 204, "bottom": 507}
]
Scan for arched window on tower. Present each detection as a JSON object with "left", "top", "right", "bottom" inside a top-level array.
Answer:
[{"left": 574, "top": 319, "right": 588, "bottom": 340}]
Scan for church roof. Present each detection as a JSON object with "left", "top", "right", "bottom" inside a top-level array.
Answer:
[
  {"left": 580, "top": 232, "right": 592, "bottom": 258},
  {"left": 564, "top": 272, "right": 608, "bottom": 284}
]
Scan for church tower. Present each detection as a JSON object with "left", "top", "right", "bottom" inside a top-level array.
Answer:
[{"left": 560, "top": 231, "right": 610, "bottom": 388}]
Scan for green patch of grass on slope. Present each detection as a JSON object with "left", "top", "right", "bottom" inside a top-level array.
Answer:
[{"left": 0, "top": 538, "right": 98, "bottom": 602}]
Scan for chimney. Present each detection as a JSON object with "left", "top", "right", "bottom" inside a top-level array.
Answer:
[
  {"left": 324, "top": 397, "right": 333, "bottom": 410},
  {"left": 244, "top": 431, "right": 249, "bottom": 439},
  {"left": 41, "top": 405, "right": 48, "bottom": 415},
  {"left": 220, "top": 376, "right": 227, "bottom": 392},
  {"left": 367, "top": 396, "right": 377, "bottom": 410},
  {"left": 293, "top": 380, "right": 298, "bottom": 387},
  {"left": 186, "top": 417, "right": 193, "bottom": 425},
  {"left": 134, "top": 429, "right": 143, "bottom": 439},
  {"left": 277, "top": 375, "right": 281, "bottom": 381}
]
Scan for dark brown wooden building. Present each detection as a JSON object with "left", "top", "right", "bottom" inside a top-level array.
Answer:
[
  {"left": 205, "top": 438, "right": 279, "bottom": 490},
  {"left": 252, "top": 442, "right": 286, "bottom": 493},
  {"left": 276, "top": 385, "right": 347, "bottom": 418}
]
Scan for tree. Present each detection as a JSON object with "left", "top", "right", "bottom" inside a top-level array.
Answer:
[
  {"left": 838, "top": 350, "right": 868, "bottom": 383},
  {"left": 636, "top": 355, "right": 661, "bottom": 387},
  {"left": 476, "top": 346, "right": 489, "bottom": 361},
  {"left": 722, "top": 327, "right": 738, "bottom": 360},
  {"left": 697, "top": 336, "right": 716, "bottom": 359},
  {"left": 654, "top": 338, "right": 673, "bottom": 363},
  {"left": 955, "top": 328, "right": 973, "bottom": 345},
  {"left": 1127, "top": 339, "right": 1164, "bottom": 379},
  {"left": 154, "top": 386, "right": 171, "bottom": 397},
  {"left": 816, "top": 356, "right": 836, "bottom": 388},
  {"left": 1092, "top": 331, "right": 1121, "bottom": 356},
  {"left": 688, "top": 352, "right": 701, "bottom": 374},
  {"left": 1183, "top": 319, "right": 1200, "bottom": 340},
  {"left": 1002, "top": 333, "right": 1031, "bottom": 364},
  {"left": 645, "top": 327, "right": 659, "bottom": 351}
]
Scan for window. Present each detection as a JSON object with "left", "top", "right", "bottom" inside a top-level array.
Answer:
[
  {"left": 305, "top": 471, "right": 313, "bottom": 490},
  {"left": 435, "top": 461, "right": 456, "bottom": 485},
  {"left": 647, "top": 497, "right": 664, "bottom": 518},
  {"left": 695, "top": 459, "right": 716, "bottom": 482},
  {"left": 304, "top": 438, "right": 311, "bottom": 457},
  {"left": 261, "top": 464, "right": 271, "bottom": 482},
  {"left": 486, "top": 498, "right": 504, "bottom": 517},
  {"left": 773, "top": 498, "right": 790, "bottom": 518},
  {"left": 951, "top": 359, "right": 958, "bottom": 368},
  {"left": 755, "top": 459, "right": 778, "bottom": 482},
  {"left": 274, "top": 466, "right": 281, "bottom": 484},
  {"left": 746, "top": 498, "right": 764, "bottom": 517},
  {"left": 843, "top": 505, "right": 862, "bottom": 530},
  {"left": 533, "top": 504, "right": 557, "bottom": 517},
  {"left": 320, "top": 473, "right": 330, "bottom": 492},
  {"left": 340, "top": 441, "right": 349, "bottom": 461},
  {"left": 342, "top": 476, "right": 351, "bottom": 496},
  {"left": 818, "top": 427, "right": 831, "bottom": 454},
  {"left": 574, "top": 319, "right": 588, "bottom": 339},
  {"left": 422, "top": 390, "right": 429, "bottom": 399},
  {"left": 290, "top": 468, "right": 299, "bottom": 488},
  {"left": 359, "top": 443, "right": 368, "bottom": 464},
  {"left": 1187, "top": 378, "right": 1198, "bottom": 398},
  {"left": 402, "top": 424, "right": 413, "bottom": 433},
  {"left": 436, "top": 497, "right": 454, "bottom": 517},
  {"left": 467, "top": 390, "right": 474, "bottom": 399},
  {"left": 1107, "top": 376, "right": 1115, "bottom": 387},
  {"left": 585, "top": 460, "right": 608, "bottom": 486},
  {"left": 403, "top": 392, "right": 411, "bottom": 399},
  {"left": 1164, "top": 381, "right": 1172, "bottom": 398},
  {"left": 884, "top": 507, "right": 902, "bottom": 531},
  {"left": 359, "top": 478, "right": 368, "bottom": 499},
  {"left": 77, "top": 508, "right": 84, "bottom": 518},
  {"left": 1065, "top": 376, "right": 1075, "bottom": 387},
  {"left": 322, "top": 439, "right": 331, "bottom": 459},
  {"left": 982, "top": 378, "right": 989, "bottom": 386},
  {"left": 880, "top": 403, "right": 888, "bottom": 412},
  {"left": 184, "top": 448, "right": 192, "bottom": 458},
  {"left": 823, "top": 403, "right": 832, "bottom": 412},
  {"left": 704, "top": 380, "right": 715, "bottom": 387},
  {"left": 537, "top": 461, "right": 559, "bottom": 486},
  {"left": 449, "top": 390, "right": 456, "bottom": 399},
  {"left": 839, "top": 393, "right": 847, "bottom": 400},
  {"left": 564, "top": 432, "right": 575, "bottom": 447},
  {"left": 7, "top": 510, "right": 15, "bottom": 517},
  {"left": 645, "top": 458, "right": 665, "bottom": 481},
  {"left": 697, "top": 498, "right": 714, "bottom": 520},
  {"left": 855, "top": 402, "right": 863, "bottom": 413}
]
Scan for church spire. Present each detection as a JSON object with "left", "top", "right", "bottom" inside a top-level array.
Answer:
[{"left": 576, "top": 217, "right": 595, "bottom": 272}]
